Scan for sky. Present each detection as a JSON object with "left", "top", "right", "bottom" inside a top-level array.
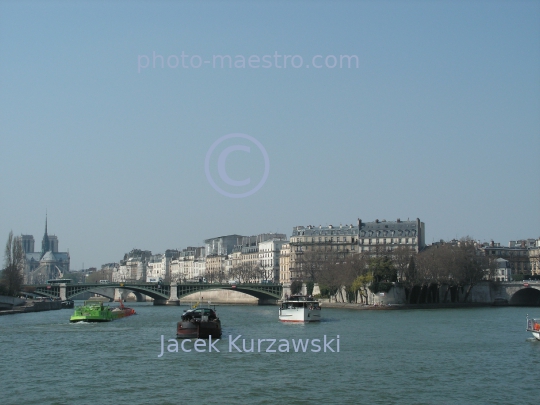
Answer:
[{"left": 1, "top": 1, "right": 539, "bottom": 270}]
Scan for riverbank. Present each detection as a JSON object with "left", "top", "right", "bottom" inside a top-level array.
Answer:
[
  {"left": 178, "top": 300, "right": 497, "bottom": 309},
  {"left": 320, "top": 302, "right": 496, "bottom": 310},
  {"left": 0, "top": 300, "right": 62, "bottom": 316}
]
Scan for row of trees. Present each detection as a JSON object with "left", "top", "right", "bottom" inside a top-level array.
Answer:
[
  {"left": 294, "top": 238, "right": 495, "bottom": 304},
  {"left": 220, "top": 262, "right": 274, "bottom": 284},
  {"left": 166, "top": 262, "right": 275, "bottom": 284},
  {"left": 0, "top": 231, "right": 25, "bottom": 296}
]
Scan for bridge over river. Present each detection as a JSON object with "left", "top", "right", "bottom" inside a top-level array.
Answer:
[
  {"left": 23, "top": 282, "right": 283, "bottom": 305},
  {"left": 491, "top": 281, "right": 540, "bottom": 306},
  {"left": 22, "top": 281, "right": 540, "bottom": 306}
]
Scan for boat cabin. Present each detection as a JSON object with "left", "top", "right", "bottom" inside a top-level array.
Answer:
[
  {"left": 281, "top": 295, "right": 320, "bottom": 310},
  {"left": 181, "top": 308, "right": 218, "bottom": 322}
]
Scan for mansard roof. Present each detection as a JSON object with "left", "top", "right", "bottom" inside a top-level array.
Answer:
[{"left": 292, "top": 219, "right": 422, "bottom": 237}]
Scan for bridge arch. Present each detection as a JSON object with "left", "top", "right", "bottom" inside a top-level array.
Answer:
[
  {"left": 509, "top": 288, "right": 540, "bottom": 306},
  {"left": 69, "top": 288, "right": 115, "bottom": 301},
  {"left": 117, "top": 289, "right": 146, "bottom": 302},
  {"left": 175, "top": 284, "right": 282, "bottom": 302}
]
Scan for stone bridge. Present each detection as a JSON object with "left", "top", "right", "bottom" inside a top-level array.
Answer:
[
  {"left": 23, "top": 283, "right": 283, "bottom": 305},
  {"left": 490, "top": 281, "right": 540, "bottom": 305}
]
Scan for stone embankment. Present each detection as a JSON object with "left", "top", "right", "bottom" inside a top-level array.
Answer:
[
  {"left": 0, "top": 297, "right": 62, "bottom": 316},
  {"left": 320, "top": 302, "right": 493, "bottom": 310},
  {"left": 179, "top": 289, "right": 258, "bottom": 305}
]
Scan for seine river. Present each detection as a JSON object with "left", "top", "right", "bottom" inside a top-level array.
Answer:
[{"left": 1, "top": 303, "right": 539, "bottom": 404}]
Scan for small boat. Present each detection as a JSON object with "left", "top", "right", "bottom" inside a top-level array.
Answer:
[
  {"left": 279, "top": 295, "right": 321, "bottom": 322},
  {"left": 177, "top": 304, "right": 221, "bottom": 339},
  {"left": 70, "top": 299, "right": 136, "bottom": 322},
  {"left": 526, "top": 315, "right": 540, "bottom": 340},
  {"left": 61, "top": 300, "right": 74, "bottom": 309}
]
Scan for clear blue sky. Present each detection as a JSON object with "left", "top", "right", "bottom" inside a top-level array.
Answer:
[{"left": 1, "top": 1, "right": 539, "bottom": 269}]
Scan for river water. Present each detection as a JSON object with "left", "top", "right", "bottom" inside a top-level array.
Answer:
[{"left": 1, "top": 303, "right": 539, "bottom": 405}]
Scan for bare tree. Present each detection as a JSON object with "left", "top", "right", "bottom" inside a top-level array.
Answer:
[
  {"left": 258, "top": 265, "right": 275, "bottom": 282},
  {"left": 229, "top": 262, "right": 259, "bottom": 283},
  {"left": 316, "top": 253, "right": 344, "bottom": 301},
  {"left": 204, "top": 267, "right": 220, "bottom": 283},
  {"left": 339, "top": 253, "right": 369, "bottom": 302},
  {"left": 348, "top": 253, "right": 370, "bottom": 303},
  {"left": 296, "top": 250, "right": 324, "bottom": 282},
  {"left": 410, "top": 238, "right": 493, "bottom": 304},
  {"left": 392, "top": 246, "right": 415, "bottom": 282},
  {"left": 456, "top": 238, "right": 492, "bottom": 302},
  {"left": 86, "top": 268, "right": 113, "bottom": 283},
  {"left": 414, "top": 250, "right": 436, "bottom": 303},
  {"left": 2, "top": 231, "right": 25, "bottom": 296}
]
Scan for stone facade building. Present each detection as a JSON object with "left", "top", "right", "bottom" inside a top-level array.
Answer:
[
  {"left": 170, "top": 246, "right": 205, "bottom": 282},
  {"left": 531, "top": 243, "right": 540, "bottom": 276},
  {"left": 204, "top": 235, "right": 243, "bottom": 257},
  {"left": 289, "top": 218, "right": 425, "bottom": 281},
  {"left": 145, "top": 250, "right": 180, "bottom": 282},
  {"left": 205, "top": 254, "right": 227, "bottom": 282},
  {"left": 258, "top": 239, "right": 288, "bottom": 282},
  {"left": 494, "top": 258, "right": 512, "bottom": 282},
  {"left": 117, "top": 249, "right": 152, "bottom": 282},
  {"left": 481, "top": 239, "right": 537, "bottom": 277},
  {"left": 279, "top": 243, "right": 291, "bottom": 284}
]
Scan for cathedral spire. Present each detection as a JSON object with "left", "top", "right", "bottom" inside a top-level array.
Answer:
[{"left": 41, "top": 214, "right": 50, "bottom": 258}]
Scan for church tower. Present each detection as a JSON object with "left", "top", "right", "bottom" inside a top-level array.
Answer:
[{"left": 41, "top": 215, "right": 50, "bottom": 258}]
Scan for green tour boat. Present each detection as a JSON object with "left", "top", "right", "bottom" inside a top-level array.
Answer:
[{"left": 70, "top": 299, "right": 136, "bottom": 322}]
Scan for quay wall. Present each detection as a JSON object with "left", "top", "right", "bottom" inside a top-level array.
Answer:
[
  {"left": 330, "top": 281, "right": 540, "bottom": 306},
  {"left": 0, "top": 299, "right": 62, "bottom": 316},
  {"left": 0, "top": 295, "right": 26, "bottom": 308},
  {"left": 364, "top": 283, "right": 495, "bottom": 306},
  {"left": 178, "top": 289, "right": 258, "bottom": 305}
]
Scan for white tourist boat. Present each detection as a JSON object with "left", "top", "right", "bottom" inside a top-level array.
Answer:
[
  {"left": 279, "top": 295, "right": 321, "bottom": 322},
  {"left": 526, "top": 315, "right": 540, "bottom": 340}
]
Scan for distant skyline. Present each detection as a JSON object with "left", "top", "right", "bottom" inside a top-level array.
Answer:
[
  {"left": 1, "top": 1, "right": 539, "bottom": 269},
  {"left": 14, "top": 213, "right": 538, "bottom": 271}
]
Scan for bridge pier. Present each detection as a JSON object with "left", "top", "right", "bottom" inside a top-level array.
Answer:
[
  {"left": 59, "top": 284, "right": 67, "bottom": 301},
  {"left": 153, "top": 283, "right": 180, "bottom": 306},
  {"left": 282, "top": 284, "right": 291, "bottom": 300}
]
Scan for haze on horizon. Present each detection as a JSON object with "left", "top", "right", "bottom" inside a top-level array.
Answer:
[{"left": 1, "top": 1, "right": 538, "bottom": 269}]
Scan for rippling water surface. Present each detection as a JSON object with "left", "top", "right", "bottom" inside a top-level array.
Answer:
[{"left": 1, "top": 303, "right": 539, "bottom": 404}]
